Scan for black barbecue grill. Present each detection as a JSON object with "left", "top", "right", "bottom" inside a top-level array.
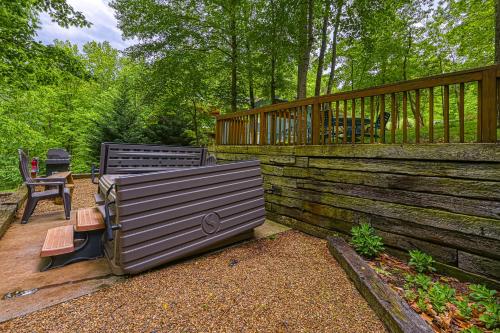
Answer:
[{"left": 45, "top": 148, "right": 70, "bottom": 176}]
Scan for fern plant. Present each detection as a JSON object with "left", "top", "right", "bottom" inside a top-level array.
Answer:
[{"left": 350, "top": 223, "right": 384, "bottom": 258}]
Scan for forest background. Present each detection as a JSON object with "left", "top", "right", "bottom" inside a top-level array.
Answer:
[{"left": 0, "top": 0, "right": 497, "bottom": 189}]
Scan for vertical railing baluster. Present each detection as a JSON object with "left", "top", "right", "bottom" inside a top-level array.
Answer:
[
  {"left": 370, "top": 96, "right": 375, "bottom": 143},
  {"left": 360, "top": 97, "right": 365, "bottom": 144},
  {"left": 351, "top": 99, "right": 356, "bottom": 144},
  {"left": 429, "top": 88, "right": 434, "bottom": 143},
  {"left": 380, "top": 94, "right": 385, "bottom": 143},
  {"left": 444, "top": 85, "right": 450, "bottom": 143},
  {"left": 335, "top": 101, "right": 340, "bottom": 144},
  {"left": 403, "top": 92, "right": 408, "bottom": 143},
  {"left": 391, "top": 93, "right": 396, "bottom": 143},
  {"left": 459, "top": 83, "right": 465, "bottom": 143},
  {"left": 343, "top": 100, "right": 348, "bottom": 144},
  {"left": 415, "top": 89, "right": 420, "bottom": 144},
  {"left": 328, "top": 102, "right": 333, "bottom": 144}
]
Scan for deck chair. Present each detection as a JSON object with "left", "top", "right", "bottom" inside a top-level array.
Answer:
[
  {"left": 18, "top": 149, "right": 71, "bottom": 224},
  {"left": 343, "top": 112, "right": 391, "bottom": 140}
]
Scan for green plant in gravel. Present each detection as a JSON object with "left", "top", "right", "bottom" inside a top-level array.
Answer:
[
  {"left": 454, "top": 297, "right": 473, "bottom": 319},
  {"left": 428, "top": 283, "right": 456, "bottom": 314},
  {"left": 350, "top": 223, "right": 384, "bottom": 258},
  {"left": 408, "top": 250, "right": 436, "bottom": 273}
]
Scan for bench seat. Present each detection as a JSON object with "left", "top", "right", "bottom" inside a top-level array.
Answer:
[{"left": 40, "top": 225, "right": 74, "bottom": 257}]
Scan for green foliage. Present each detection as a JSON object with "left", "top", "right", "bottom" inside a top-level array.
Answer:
[
  {"left": 460, "top": 326, "right": 483, "bottom": 333},
  {"left": 408, "top": 250, "right": 436, "bottom": 273},
  {"left": 469, "top": 284, "right": 497, "bottom": 304},
  {"left": 428, "top": 283, "right": 456, "bottom": 314},
  {"left": 478, "top": 302, "right": 499, "bottom": 329},
  {"left": 454, "top": 297, "right": 473, "bottom": 319},
  {"left": 416, "top": 290, "right": 429, "bottom": 312},
  {"left": 468, "top": 285, "right": 499, "bottom": 329},
  {"left": 350, "top": 223, "right": 384, "bottom": 258},
  {"left": 405, "top": 273, "right": 432, "bottom": 291}
]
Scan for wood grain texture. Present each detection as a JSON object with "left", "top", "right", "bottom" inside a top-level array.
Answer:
[
  {"left": 327, "top": 237, "right": 434, "bottom": 333},
  {"left": 214, "top": 144, "right": 500, "bottom": 284}
]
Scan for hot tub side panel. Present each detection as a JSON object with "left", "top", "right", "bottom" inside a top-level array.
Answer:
[{"left": 112, "top": 160, "right": 266, "bottom": 274}]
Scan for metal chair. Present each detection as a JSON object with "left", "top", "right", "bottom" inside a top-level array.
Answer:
[{"left": 18, "top": 149, "right": 71, "bottom": 224}]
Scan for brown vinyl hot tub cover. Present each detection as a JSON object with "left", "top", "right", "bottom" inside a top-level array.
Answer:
[{"left": 99, "top": 160, "right": 266, "bottom": 274}]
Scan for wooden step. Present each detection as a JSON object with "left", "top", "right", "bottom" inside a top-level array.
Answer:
[
  {"left": 76, "top": 207, "right": 105, "bottom": 232},
  {"left": 94, "top": 193, "right": 105, "bottom": 205},
  {"left": 40, "top": 225, "right": 74, "bottom": 257},
  {"left": 97, "top": 205, "right": 115, "bottom": 221}
]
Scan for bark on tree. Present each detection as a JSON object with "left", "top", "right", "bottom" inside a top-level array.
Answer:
[
  {"left": 315, "top": 0, "right": 331, "bottom": 96},
  {"left": 192, "top": 100, "right": 199, "bottom": 145},
  {"left": 296, "top": 0, "right": 314, "bottom": 99},
  {"left": 230, "top": 9, "right": 238, "bottom": 113},
  {"left": 271, "top": 53, "right": 277, "bottom": 103},
  {"left": 326, "top": 0, "right": 343, "bottom": 94},
  {"left": 270, "top": 0, "right": 277, "bottom": 104},
  {"left": 496, "top": 0, "right": 500, "bottom": 63},
  {"left": 246, "top": 41, "right": 255, "bottom": 108}
]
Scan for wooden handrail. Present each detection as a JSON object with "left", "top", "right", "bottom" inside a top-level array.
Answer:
[{"left": 216, "top": 65, "right": 500, "bottom": 145}]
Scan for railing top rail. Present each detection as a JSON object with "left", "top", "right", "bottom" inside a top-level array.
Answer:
[{"left": 216, "top": 65, "right": 500, "bottom": 120}]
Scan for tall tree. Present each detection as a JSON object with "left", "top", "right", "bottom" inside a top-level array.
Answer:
[
  {"left": 296, "top": 0, "right": 314, "bottom": 99},
  {"left": 315, "top": 0, "right": 331, "bottom": 96},
  {"left": 496, "top": 0, "right": 500, "bottom": 63},
  {"left": 326, "top": 0, "right": 343, "bottom": 94}
]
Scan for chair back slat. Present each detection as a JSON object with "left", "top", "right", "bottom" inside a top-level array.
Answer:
[
  {"left": 375, "top": 112, "right": 391, "bottom": 128},
  {"left": 18, "top": 149, "right": 33, "bottom": 183}
]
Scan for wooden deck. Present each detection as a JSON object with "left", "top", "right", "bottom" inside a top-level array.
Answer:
[{"left": 216, "top": 65, "right": 499, "bottom": 145}]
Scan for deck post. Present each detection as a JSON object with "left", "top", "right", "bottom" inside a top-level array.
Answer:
[
  {"left": 312, "top": 99, "right": 320, "bottom": 145},
  {"left": 480, "top": 67, "right": 497, "bottom": 143},
  {"left": 259, "top": 111, "right": 266, "bottom": 145}
]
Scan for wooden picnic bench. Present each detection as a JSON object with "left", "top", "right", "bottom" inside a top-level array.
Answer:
[{"left": 47, "top": 171, "right": 74, "bottom": 205}]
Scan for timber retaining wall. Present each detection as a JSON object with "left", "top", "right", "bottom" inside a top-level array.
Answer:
[{"left": 213, "top": 144, "right": 500, "bottom": 285}]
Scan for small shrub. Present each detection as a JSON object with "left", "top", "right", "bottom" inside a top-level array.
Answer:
[
  {"left": 468, "top": 284, "right": 497, "bottom": 304},
  {"left": 478, "top": 302, "right": 500, "bottom": 329},
  {"left": 408, "top": 250, "right": 436, "bottom": 273},
  {"left": 350, "top": 223, "right": 384, "bottom": 258},
  {"left": 454, "top": 297, "right": 473, "bottom": 319},
  {"left": 416, "top": 291, "right": 429, "bottom": 312},
  {"left": 405, "top": 273, "right": 432, "bottom": 291},
  {"left": 428, "top": 283, "right": 455, "bottom": 314}
]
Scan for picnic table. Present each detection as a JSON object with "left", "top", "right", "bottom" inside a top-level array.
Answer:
[{"left": 47, "top": 171, "right": 74, "bottom": 205}]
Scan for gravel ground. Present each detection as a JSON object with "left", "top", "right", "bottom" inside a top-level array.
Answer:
[
  {"left": 16, "top": 178, "right": 97, "bottom": 218},
  {"left": 0, "top": 229, "right": 385, "bottom": 332},
  {"left": 6, "top": 179, "right": 386, "bottom": 332}
]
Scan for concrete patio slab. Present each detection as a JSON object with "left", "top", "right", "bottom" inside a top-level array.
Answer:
[{"left": 0, "top": 207, "right": 288, "bottom": 323}]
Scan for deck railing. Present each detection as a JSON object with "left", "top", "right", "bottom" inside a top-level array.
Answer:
[{"left": 215, "top": 65, "right": 500, "bottom": 145}]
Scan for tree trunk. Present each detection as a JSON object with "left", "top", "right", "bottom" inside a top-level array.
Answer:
[
  {"left": 271, "top": 53, "right": 277, "bottom": 103},
  {"left": 296, "top": 0, "right": 313, "bottom": 99},
  {"left": 496, "top": 0, "right": 500, "bottom": 63},
  {"left": 246, "top": 41, "right": 255, "bottom": 108},
  {"left": 326, "top": 0, "right": 343, "bottom": 94},
  {"left": 230, "top": 10, "right": 238, "bottom": 113},
  {"left": 315, "top": 0, "right": 331, "bottom": 96},
  {"left": 496, "top": 0, "right": 500, "bottom": 127},
  {"left": 192, "top": 100, "right": 199, "bottom": 145},
  {"left": 270, "top": 0, "right": 277, "bottom": 104}
]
